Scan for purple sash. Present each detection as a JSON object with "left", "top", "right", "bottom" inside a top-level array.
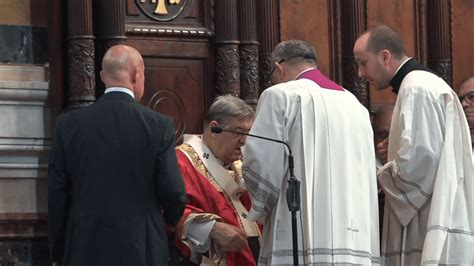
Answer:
[{"left": 296, "top": 68, "right": 343, "bottom": 91}]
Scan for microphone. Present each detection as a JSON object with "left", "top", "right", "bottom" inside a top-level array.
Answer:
[
  {"left": 211, "top": 126, "right": 300, "bottom": 211},
  {"left": 211, "top": 126, "right": 292, "bottom": 156},
  {"left": 212, "top": 125, "right": 301, "bottom": 265}
]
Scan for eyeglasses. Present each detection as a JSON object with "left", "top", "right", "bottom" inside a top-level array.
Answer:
[
  {"left": 228, "top": 128, "right": 250, "bottom": 138},
  {"left": 220, "top": 125, "right": 250, "bottom": 139},
  {"left": 265, "top": 55, "right": 317, "bottom": 88},
  {"left": 266, "top": 59, "right": 285, "bottom": 88},
  {"left": 459, "top": 91, "right": 474, "bottom": 104}
]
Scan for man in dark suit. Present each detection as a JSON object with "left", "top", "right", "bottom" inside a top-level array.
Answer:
[{"left": 48, "top": 45, "right": 186, "bottom": 266}]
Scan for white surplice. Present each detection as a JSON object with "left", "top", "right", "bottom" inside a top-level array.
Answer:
[
  {"left": 242, "top": 79, "right": 380, "bottom": 265},
  {"left": 378, "top": 70, "right": 474, "bottom": 265}
]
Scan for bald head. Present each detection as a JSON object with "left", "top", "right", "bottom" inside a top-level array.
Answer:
[{"left": 100, "top": 45, "right": 145, "bottom": 100}]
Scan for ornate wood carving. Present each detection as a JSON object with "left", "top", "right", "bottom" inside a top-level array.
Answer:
[
  {"left": 67, "top": 0, "right": 95, "bottom": 109},
  {"left": 341, "top": 0, "right": 369, "bottom": 108},
  {"left": 136, "top": 0, "right": 190, "bottom": 21},
  {"left": 125, "top": 0, "right": 214, "bottom": 38},
  {"left": 215, "top": 0, "right": 240, "bottom": 96},
  {"left": 239, "top": 45, "right": 259, "bottom": 105},
  {"left": 239, "top": 0, "right": 259, "bottom": 106},
  {"left": 427, "top": 0, "right": 452, "bottom": 86},
  {"left": 94, "top": 0, "right": 127, "bottom": 97},
  {"left": 256, "top": 0, "right": 279, "bottom": 92},
  {"left": 328, "top": 0, "right": 342, "bottom": 83},
  {"left": 215, "top": 45, "right": 240, "bottom": 96}
]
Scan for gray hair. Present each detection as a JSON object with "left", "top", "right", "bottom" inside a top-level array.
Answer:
[
  {"left": 204, "top": 95, "right": 254, "bottom": 128},
  {"left": 271, "top": 40, "right": 318, "bottom": 67}
]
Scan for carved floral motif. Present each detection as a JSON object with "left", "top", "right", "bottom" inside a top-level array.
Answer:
[
  {"left": 240, "top": 44, "right": 259, "bottom": 105},
  {"left": 215, "top": 45, "right": 240, "bottom": 96},
  {"left": 67, "top": 39, "right": 96, "bottom": 108}
]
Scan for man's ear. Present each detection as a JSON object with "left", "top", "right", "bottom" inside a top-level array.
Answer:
[
  {"left": 208, "top": 120, "right": 220, "bottom": 136},
  {"left": 132, "top": 66, "right": 139, "bottom": 83},
  {"left": 381, "top": 49, "right": 391, "bottom": 66},
  {"left": 99, "top": 70, "right": 104, "bottom": 82},
  {"left": 209, "top": 120, "right": 219, "bottom": 128},
  {"left": 276, "top": 63, "right": 285, "bottom": 78}
]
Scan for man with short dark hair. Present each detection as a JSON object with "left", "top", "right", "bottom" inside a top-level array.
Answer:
[
  {"left": 354, "top": 25, "right": 474, "bottom": 265},
  {"left": 243, "top": 40, "right": 380, "bottom": 265}
]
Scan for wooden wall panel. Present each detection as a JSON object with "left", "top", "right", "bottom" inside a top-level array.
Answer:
[
  {"left": 279, "top": 0, "right": 331, "bottom": 79},
  {"left": 125, "top": 0, "right": 214, "bottom": 139},
  {"left": 127, "top": 37, "right": 212, "bottom": 140},
  {"left": 141, "top": 57, "right": 206, "bottom": 139},
  {"left": 0, "top": 0, "right": 48, "bottom": 26},
  {"left": 452, "top": 0, "right": 474, "bottom": 91}
]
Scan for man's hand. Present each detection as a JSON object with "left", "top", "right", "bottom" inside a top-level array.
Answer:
[
  {"left": 376, "top": 137, "right": 389, "bottom": 164},
  {"left": 210, "top": 222, "right": 248, "bottom": 252},
  {"left": 52, "top": 262, "right": 61, "bottom": 266}
]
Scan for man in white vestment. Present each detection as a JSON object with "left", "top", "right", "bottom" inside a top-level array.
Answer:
[
  {"left": 242, "top": 40, "right": 380, "bottom": 265},
  {"left": 354, "top": 25, "right": 474, "bottom": 265},
  {"left": 458, "top": 76, "right": 474, "bottom": 149}
]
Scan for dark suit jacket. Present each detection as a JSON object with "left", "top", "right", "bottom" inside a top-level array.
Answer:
[{"left": 48, "top": 91, "right": 186, "bottom": 266}]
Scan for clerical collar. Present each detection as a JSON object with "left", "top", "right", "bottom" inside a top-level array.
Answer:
[
  {"left": 388, "top": 57, "right": 433, "bottom": 94},
  {"left": 104, "top": 87, "right": 135, "bottom": 99},
  {"left": 295, "top": 67, "right": 317, "bottom": 80}
]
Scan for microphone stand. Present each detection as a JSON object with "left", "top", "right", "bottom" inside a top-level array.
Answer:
[
  {"left": 286, "top": 153, "right": 300, "bottom": 266},
  {"left": 211, "top": 127, "right": 301, "bottom": 265}
]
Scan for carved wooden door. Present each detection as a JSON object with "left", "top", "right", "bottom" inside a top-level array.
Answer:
[{"left": 125, "top": 0, "right": 215, "bottom": 140}]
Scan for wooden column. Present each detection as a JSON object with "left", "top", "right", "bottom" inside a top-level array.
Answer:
[
  {"left": 256, "top": 0, "right": 279, "bottom": 92},
  {"left": 215, "top": 0, "right": 240, "bottom": 97},
  {"left": 328, "top": 0, "right": 342, "bottom": 83},
  {"left": 427, "top": 0, "right": 452, "bottom": 86},
  {"left": 67, "top": 0, "right": 95, "bottom": 109},
  {"left": 239, "top": 0, "right": 259, "bottom": 106},
  {"left": 341, "top": 0, "right": 369, "bottom": 108},
  {"left": 414, "top": 0, "right": 428, "bottom": 65},
  {"left": 49, "top": 0, "right": 65, "bottom": 119},
  {"left": 94, "top": 0, "right": 127, "bottom": 98}
]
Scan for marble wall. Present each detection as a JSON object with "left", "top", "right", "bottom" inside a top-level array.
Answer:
[{"left": 0, "top": 0, "right": 50, "bottom": 264}]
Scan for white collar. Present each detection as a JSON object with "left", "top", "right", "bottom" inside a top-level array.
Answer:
[
  {"left": 294, "top": 67, "right": 317, "bottom": 80},
  {"left": 104, "top": 87, "right": 135, "bottom": 99}
]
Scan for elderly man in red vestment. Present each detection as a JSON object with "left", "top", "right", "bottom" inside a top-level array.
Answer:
[{"left": 174, "top": 95, "right": 260, "bottom": 266}]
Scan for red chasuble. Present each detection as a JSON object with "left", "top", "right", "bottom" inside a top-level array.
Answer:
[{"left": 174, "top": 146, "right": 257, "bottom": 266}]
